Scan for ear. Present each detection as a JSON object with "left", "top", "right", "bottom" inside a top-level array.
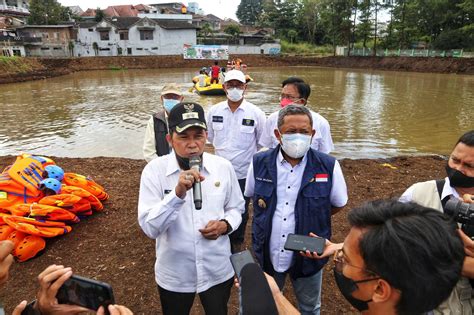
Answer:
[
  {"left": 179, "top": 96, "right": 184, "bottom": 102},
  {"left": 371, "top": 279, "right": 394, "bottom": 304},
  {"left": 311, "top": 129, "right": 316, "bottom": 138},
  {"left": 274, "top": 129, "right": 282, "bottom": 143},
  {"left": 166, "top": 133, "right": 172, "bottom": 144},
  {"left": 161, "top": 95, "right": 164, "bottom": 103}
]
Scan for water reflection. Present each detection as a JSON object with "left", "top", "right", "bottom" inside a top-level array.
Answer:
[{"left": 0, "top": 67, "right": 472, "bottom": 159}]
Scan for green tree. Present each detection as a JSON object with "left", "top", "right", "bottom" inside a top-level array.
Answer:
[
  {"left": 224, "top": 24, "right": 241, "bottom": 40},
  {"left": 28, "top": 0, "right": 71, "bottom": 25},
  {"left": 237, "top": 0, "right": 263, "bottom": 25},
  {"left": 199, "top": 23, "right": 214, "bottom": 38},
  {"left": 95, "top": 8, "right": 105, "bottom": 22}
]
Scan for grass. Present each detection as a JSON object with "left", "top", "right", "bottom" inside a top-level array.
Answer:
[
  {"left": 108, "top": 65, "right": 128, "bottom": 71},
  {"left": 0, "top": 56, "right": 34, "bottom": 73},
  {"left": 280, "top": 40, "right": 333, "bottom": 56}
]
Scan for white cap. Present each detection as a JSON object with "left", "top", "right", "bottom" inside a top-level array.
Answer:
[{"left": 224, "top": 70, "right": 246, "bottom": 83}]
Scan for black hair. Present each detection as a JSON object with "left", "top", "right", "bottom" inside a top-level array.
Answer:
[
  {"left": 277, "top": 105, "right": 313, "bottom": 130},
  {"left": 456, "top": 130, "right": 474, "bottom": 147},
  {"left": 348, "top": 199, "right": 464, "bottom": 315},
  {"left": 281, "top": 77, "right": 311, "bottom": 100},
  {"left": 214, "top": 61, "right": 218, "bottom": 65}
]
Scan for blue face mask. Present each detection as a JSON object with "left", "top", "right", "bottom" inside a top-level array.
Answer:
[{"left": 163, "top": 99, "right": 180, "bottom": 112}]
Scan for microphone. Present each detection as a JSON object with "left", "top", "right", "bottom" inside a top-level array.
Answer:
[{"left": 189, "top": 155, "right": 202, "bottom": 210}]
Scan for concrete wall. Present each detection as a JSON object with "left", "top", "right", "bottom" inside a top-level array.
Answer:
[
  {"left": 228, "top": 43, "right": 281, "bottom": 55},
  {"left": 74, "top": 20, "right": 196, "bottom": 57}
]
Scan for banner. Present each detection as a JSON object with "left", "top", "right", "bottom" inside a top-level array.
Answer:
[{"left": 183, "top": 44, "right": 229, "bottom": 60}]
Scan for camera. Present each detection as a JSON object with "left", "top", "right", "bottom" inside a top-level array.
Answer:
[{"left": 444, "top": 198, "right": 474, "bottom": 238}]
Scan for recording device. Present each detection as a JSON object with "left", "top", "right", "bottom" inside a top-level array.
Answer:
[
  {"left": 284, "top": 234, "right": 325, "bottom": 255},
  {"left": 56, "top": 275, "right": 115, "bottom": 313},
  {"left": 240, "top": 263, "right": 278, "bottom": 315},
  {"left": 230, "top": 249, "right": 256, "bottom": 278},
  {"left": 189, "top": 155, "right": 202, "bottom": 210},
  {"left": 445, "top": 197, "right": 474, "bottom": 238}
]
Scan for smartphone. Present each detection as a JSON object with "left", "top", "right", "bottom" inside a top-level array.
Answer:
[
  {"left": 56, "top": 275, "right": 115, "bottom": 312},
  {"left": 230, "top": 250, "right": 256, "bottom": 278},
  {"left": 284, "top": 234, "right": 325, "bottom": 255}
]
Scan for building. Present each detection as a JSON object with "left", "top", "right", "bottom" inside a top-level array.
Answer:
[
  {"left": 192, "top": 14, "right": 222, "bottom": 31},
  {"left": 74, "top": 17, "right": 197, "bottom": 57},
  {"left": 16, "top": 25, "right": 74, "bottom": 57},
  {"left": 0, "top": 0, "right": 29, "bottom": 20},
  {"left": 0, "top": 16, "right": 25, "bottom": 56},
  {"left": 80, "top": 4, "right": 156, "bottom": 19}
]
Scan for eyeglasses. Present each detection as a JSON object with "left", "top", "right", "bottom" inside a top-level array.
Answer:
[
  {"left": 333, "top": 249, "right": 379, "bottom": 279},
  {"left": 279, "top": 94, "right": 302, "bottom": 102}
]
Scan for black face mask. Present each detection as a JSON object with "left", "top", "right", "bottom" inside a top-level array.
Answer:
[
  {"left": 175, "top": 154, "right": 203, "bottom": 171},
  {"left": 446, "top": 164, "right": 474, "bottom": 188},
  {"left": 333, "top": 268, "right": 377, "bottom": 312}
]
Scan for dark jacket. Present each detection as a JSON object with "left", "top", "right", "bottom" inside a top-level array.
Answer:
[
  {"left": 251, "top": 146, "right": 335, "bottom": 279},
  {"left": 153, "top": 110, "right": 170, "bottom": 157}
]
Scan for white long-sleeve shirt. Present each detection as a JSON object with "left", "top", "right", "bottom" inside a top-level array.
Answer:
[
  {"left": 206, "top": 99, "right": 266, "bottom": 179},
  {"left": 138, "top": 152, "right": 244, "bottom": 293},
  {"left": 259, "top": 109, "right": 334, "bottom": 154}
]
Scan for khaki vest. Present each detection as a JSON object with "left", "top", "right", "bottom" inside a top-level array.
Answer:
[{"left": 412, "top": 180, "right": 472, "bottom": 315}]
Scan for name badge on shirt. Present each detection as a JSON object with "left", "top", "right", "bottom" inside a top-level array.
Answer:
[
  {"left": 242, "top": 119, "right": 255, "bottom": 126},
  {"left": 212, "top": 116, "right": 224, "bottom": 123},
  {"left": 314, "top": 174, "right": 328, "bottom": 183},
  {"left": 164, "top": 189, "right": 172, "bottom": 194},
  {"left": 256, "top": 177, "right": 273, "bottom": 183}
]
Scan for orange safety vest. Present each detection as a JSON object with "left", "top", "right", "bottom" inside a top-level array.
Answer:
[{"left": 63, "top": 173, "right": 109, "bottom": 201}]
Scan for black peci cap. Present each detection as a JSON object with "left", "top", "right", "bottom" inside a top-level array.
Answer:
[{"left": 168, "top": 102, "right": 207, "bottom": 133}]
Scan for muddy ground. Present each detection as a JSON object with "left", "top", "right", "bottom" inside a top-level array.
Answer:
[
  {"left": 0, "top": 55, "right": 472, "bottom": 84},
  {"left": 0, "top": 154, "right": 448, "bottom": 314}
]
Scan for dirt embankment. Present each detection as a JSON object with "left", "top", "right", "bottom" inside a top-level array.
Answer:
[
  {"left": 0, "top": 55, "right": 472, "bottom": 84},
  {"left": 0, "top": 154, "right": 448, "bottom": 314}
]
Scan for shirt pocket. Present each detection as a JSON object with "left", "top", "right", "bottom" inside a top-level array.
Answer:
[
  {"left": 211, "top": 122, "right": 225, "bottom": 148},
  {"left": 204, "top": 192, "right": 226, "bottom": 217},
  {"left": 301, "top": 183, "right": 331, "bottom": 236},
  {"left": 237, "top": 125, "right": 256, "bottom": 150}
]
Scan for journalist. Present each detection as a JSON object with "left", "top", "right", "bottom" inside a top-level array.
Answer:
[
  {"left": 268, "top": 200, "right": 465, "bottom": 315},
  {"left": 400, "top": 129, "right": 474, "bottom": 314}
]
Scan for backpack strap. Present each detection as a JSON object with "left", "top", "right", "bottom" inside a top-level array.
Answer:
[{"left": 435, "top": 179, "right": 449, "bottom": 210}]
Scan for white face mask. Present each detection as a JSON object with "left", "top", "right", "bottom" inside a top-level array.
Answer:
[
  {"left": 226, "top": 88, "right": 244, "bottom": 102},
  {"left": 280, "top": 132, "right": 312, "bottom": 159}
]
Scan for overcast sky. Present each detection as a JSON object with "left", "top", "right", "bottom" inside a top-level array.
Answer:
[{"left": 57, "top": 0, "right": 239, "bottom": 20}]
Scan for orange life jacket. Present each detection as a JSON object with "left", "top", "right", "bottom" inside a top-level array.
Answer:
[
  {"left": 0, "top": 224, "right": 15, "bottom": 241},
  {"left": 13, "top": 234, "right": 46, "bottom": 262},
  {"left": 6, "top": 156, "right": 45, "bottom": 195},
  {"left": 11, "top": 203, "right": 79, "bottom": 223},
  {"left": 63, "top": 173, "right": 109, "bottom": 201},
  {"left": 3, "top": 215, "right": 72, "bottom": 238},
  {"left": 39, "top": 194, "right": 91, "bottom": 216},
  {"left": 61, "top": 185, "right": 104, "bottom": 211},
  {"left": 0, "top": 173, "right": 43, "bottom": 205}
]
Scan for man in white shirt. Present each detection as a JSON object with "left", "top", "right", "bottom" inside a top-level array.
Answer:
[
  {"left": 138, "top": 102, "right": 245, "bottom": 315},
  {"left": 142, "top": 84, "right": 184, "bottom": 162},
  {"left": 259, "top": 77, "right": 334, "bottom": 154},
  {"left": 400, "top": 129, "right": 474, "bottom": 315},
  {"left": 245, "top": 105, "right": 348, "bottom": 315},
  {"left": 206, "top": 69, "right": 266, "bottom": 252}
]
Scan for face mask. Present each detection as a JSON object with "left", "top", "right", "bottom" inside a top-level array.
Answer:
[
  {"left": 446, "top": 164, "right": 474, "bottom": 188},
  {"left": 227, "top": 88, "right": 244, "bottom": 102},
  {"left": 333, "top": 268, "right": 373, "bottom": 312},
  {"left": 163, "top": 99, "right": 180, "bottom": 112},
  {"left": 280, "top": 98, "right": 295, "bottom": 108},
  {"left": 280, "top": 132, "right": 311, "bottom": 159},
  {"left": 176, "top": 154, "right": 190, "bottom": 170}
]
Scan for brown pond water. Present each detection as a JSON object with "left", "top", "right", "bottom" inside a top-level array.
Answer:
[{"left": 0, "top": 66, "right": 472, "bottom": 159}]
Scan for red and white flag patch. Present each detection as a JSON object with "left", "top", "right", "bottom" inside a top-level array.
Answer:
[{"left": 314, "top": 174, "right": 328, "bottom": 182}]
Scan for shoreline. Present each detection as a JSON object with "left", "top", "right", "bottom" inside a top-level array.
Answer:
[{"left": 1, "top": 55, "right": 473, "bottom": 85}]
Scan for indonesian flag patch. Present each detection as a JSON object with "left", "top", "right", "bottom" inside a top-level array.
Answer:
[{"left": 314, "top": 174, "right": 328, "bottom": 182}]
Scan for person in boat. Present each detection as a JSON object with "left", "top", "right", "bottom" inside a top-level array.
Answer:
[
  {"left": 138, "top": 102, "right": 244, "bottom": 315},
  {"left": 197, "top": 69, "right": 208, "bottom": 87},
  {"left": 210, "top": 61, "right": 220, "bottom": 85},
  {"left": 259, "top": 77, "right": 334, "bottom": 154},
  {"left": 218, "top": 67, "right": 226, "bottom": 84},
  {"left": 143, "top": 84, "right": 184, "bottom": 162},
  {"left": 206, "top": 69, "right": 266, "bottom": 253}
]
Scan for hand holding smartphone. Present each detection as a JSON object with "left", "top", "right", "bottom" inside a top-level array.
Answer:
[
  {"left": 284, "top": 234, "right": 325, "bottom": 255},
  {"left": 56, "top": 275, "right": 115, "bottom": 312}
]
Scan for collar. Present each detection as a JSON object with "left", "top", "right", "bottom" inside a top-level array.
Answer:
[
  {"left": 277, "top": 148, "right": 308, "bottom": 166},
  {"left": 442, "top": 177, "right": 460, "bottom": 200},
  {"left": 225, "top": 99, "right": 247, "bottom": 112},
  {"left": 165, "top": 151, "right": 211, "bottom": 176}
]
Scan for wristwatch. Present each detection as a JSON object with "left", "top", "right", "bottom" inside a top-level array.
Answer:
[{"left": 219, "top": 219, "right": 233, "bottom": 235}]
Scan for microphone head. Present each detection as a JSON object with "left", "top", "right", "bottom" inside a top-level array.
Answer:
[
  {"left": 189, "top": 155, "right": 201, "bottom": 169},
  {"left": 240, "top": 263, "right": 278, "bottom": 315}
]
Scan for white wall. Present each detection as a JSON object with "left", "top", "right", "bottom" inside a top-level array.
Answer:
[
  {"left": 74, "top": 20, "right": 196, "bottom": 57},
  {"left": 228, "top": 43, "right": 281, "bottom": 55}
]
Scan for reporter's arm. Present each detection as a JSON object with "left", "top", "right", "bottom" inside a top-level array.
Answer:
[
  {"left": 264, "top": 273, "right": 299, "bottom": 315},
  {"left": 462, "top": 257, "right": 474, "bottom": 278}
]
